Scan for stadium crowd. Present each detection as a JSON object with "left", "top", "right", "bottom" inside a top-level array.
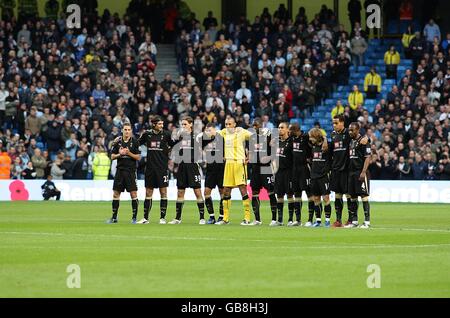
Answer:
[{"left": 0, "top": 0, "right": 449, "bottom": 182}]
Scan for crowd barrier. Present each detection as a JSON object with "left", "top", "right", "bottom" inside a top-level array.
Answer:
[{"left": 1, "top": 180, "right": 450, "bottom": 203}]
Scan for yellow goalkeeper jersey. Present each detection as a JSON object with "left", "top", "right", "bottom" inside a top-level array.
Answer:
[{"left": 219, "top": 128, "right": 252, "bottom": 161}]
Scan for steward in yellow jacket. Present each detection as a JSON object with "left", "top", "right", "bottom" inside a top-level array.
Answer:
[
  {"left": 348, "top": 85, "right": 364, "bottom": 110},
  {"left": 364, "top": 67, "right": 382, "bottom": 99},
  {"left": 92, "top": 148, "right": 111, "bottom": 180}
]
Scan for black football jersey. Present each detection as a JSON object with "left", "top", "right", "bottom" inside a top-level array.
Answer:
[
  {"left": 291, "top": 132, "right": 311, "bottom": 168},
  {"left": 202, "top": 134, "right": 225, "bottom": 172},
  {"left": 330, "top": 128, "right": 350, "bottom": 171},
  {"left": 138, "top": 129, "right": 172, "bottom": 170},
  {"left": 111, "top": 136, "right": 140, "bottom": 171},
  {"left": 310, "top": 144, "right": 331, "bottom": 179},
  {"left": 172, "top": 132, "right": 201, "bottom": 164},
  {"left": 249, "top": 131, "right": 272, "bottom": 167},
  {"left": 276, "top": 137, "right": 293, "bottom": 171},
  {"left": 349, "top": 135, "right": 372, "bottom": 173}
]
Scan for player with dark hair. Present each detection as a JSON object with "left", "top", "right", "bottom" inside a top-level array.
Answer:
[
  {"left": 248, "top": 118, "right": 277, "bottom": 226},
  {"left": 308, "top": 127, "right": 332, "bottom": 227},
  {"left": 169, "top": 116, "right": 205, "bottom": 225},
  {"left": 107, "top": 122, "right": 141, "bottom": 224},
  {"left": 345, "top": 122, "right": 372, "bottom": 229},
  {"left": 289, "top": 123, "right": 314, "bottom": 226},
  {"left": 136, "top": 116, "right": 173, "bottom": 224},
  {"left": 273, "top": 122, "right": 294, "bottom": 226},
  {"left": 330, "top": 115, "right": 368, "bottom": 227},
  {"left": 197, "top": 122, "right": 225, "bottom": 224}
]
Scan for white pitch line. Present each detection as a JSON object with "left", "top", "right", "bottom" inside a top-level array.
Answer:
[
  {"left": 1, "top": 231, "right": 450, "bottom": 249},
  {"left": 372, "top": 227, "right": 450, "bottom": 233}
]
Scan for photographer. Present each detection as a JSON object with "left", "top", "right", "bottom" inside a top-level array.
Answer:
[{"left": 41, "top": 175, "right": 61, "bottom": 201}]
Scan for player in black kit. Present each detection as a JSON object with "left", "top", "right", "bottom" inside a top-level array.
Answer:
[
  {"left": 197, "top": 123, "right": 225, "bottom": 224},
  {"left": 136, "top": 116, "right": 173, "bottom": 224},
  {"left": 330, "top": 115, "right": 368, "bottom": 227},
  {"left": 107, "top": 122, "right": 141, "bottom": 224},
  {"left": 308, "top": 128, "right": 332, "bottom": 227},
  {"left": 272, "top": 122, "right": 294, "bottom": 226},
  {"left": 248, "top": 118, "right": 277, "bottom": 226},
  {"left": 289, "top": 123, "right": 315, "bottom": 227},
  {"left": 169, "top": 116, "right": 205, "bottom": 225},
  {"left": 345, "top": 122, "right": 372, "bottom": 229}
]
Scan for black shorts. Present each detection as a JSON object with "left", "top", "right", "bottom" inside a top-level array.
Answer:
[
  {"left": 250, "top": 165, "right": 274, "bottom": 192},
  {"left": 292, "top": 166, "right": 310, "bottom": 194},
  {"left": 145, "top": 166, "right": 169, "bottom": 189},
  {"left": 176, "top": 163, "right": 201, "bottom": 189},
  {"left": 113, "top": 169, "right": 138, "bottom": 193},
  {"left": 330, "top": 169, "right": 348, "bottom": 194},
  {"left": 275, "top": 169, "right": 293, "bottom": 196},
  {"left": 310, "top": 175, "right": 330, "bottom": 196},
  {"left": 205, "top": 165, "right": 224, "bottom": 189},
  {"left": 348, "top": 172, "right": 370, "bottom": 197}
]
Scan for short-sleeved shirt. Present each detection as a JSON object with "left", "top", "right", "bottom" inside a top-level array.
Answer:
[
  {"left": 111, "top": 136, "right": 140, "bottom": 172},
  {"left": 330, "top": 128, "right": 351, "bottom": 172},
  {"left": 138, "top": 129, "right": 172, "bottom": 170},
  {"left": 349, "top": 135, "right": 371, "bottom": 173},
  {"left": 219, "top": 128, "right": 252, "bottom": 161}
]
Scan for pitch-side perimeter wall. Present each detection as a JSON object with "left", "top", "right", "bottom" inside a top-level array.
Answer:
[{"left": 1, "top": 180, "right": 450, "bottom": 203}]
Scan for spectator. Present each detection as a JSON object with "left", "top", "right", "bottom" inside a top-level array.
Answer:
[
  {"left": 0, "top": 142, "right": 11, "bottom": 179},
  {"left": 423, "top": 19, "right": 441, "bottom": 48},
  {"left": 348, "top": 85, "right": 364, "bottom": 111},
  {"left": 72, "top": 150, "right": 88, "bottom": 179},
  {"left": 364, "top": 66, "right": 382, "bottom": 99},
  {"left": 21, "top": 161, "right": 36, "bottom": 179},
  {"left": 24, "top": 106, "right": 41, "bottom": 136},
  {"left": 348, "top": 0, "right": 362, "bottom": 29},
  {"left": 402, "top": 25, "right": 416, "bottom": 59},
  {"left": 31, "top": 148, "right": 47, "bottom": 179},
  {"left": 412, "top": 153, "right": 427, "bottom": 180},
  {"left": 203, "top": 11, "right": 218, "bottom": 30},
  {"left": 50, "top": 157, "right": 65, "bottom": 180},
  {"left": 331, "top": 100, "right": 345, "bottom": 119},
  {"left": 92, "top": 147, "right": 110, "bottom": 180},
  {"left": 398, "top": 156, "right": 413, "bottom": 179},
  {"left": 384, "top": 45, "right": 401, "bottom": 81},
  {"left": 350, "top": 30, "right": 368, "bottom": 67},
  {"left": 437, "top": 154, "right": 450, "bottom": 180}
]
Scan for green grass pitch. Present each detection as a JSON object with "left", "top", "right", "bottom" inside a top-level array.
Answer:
[{"left": 0, "top": 201, "right": 449, "bottom": 298}]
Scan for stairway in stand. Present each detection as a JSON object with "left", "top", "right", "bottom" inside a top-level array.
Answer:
[{"left": 154, "top": 44, "right": 179, "bottom": 82}]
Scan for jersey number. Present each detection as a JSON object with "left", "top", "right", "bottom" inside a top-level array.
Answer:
[
  {"left": 195, "top": 175, "right": 201, "bottom": 182},
  {"left": 163, "top": 175, "right": 168, "bottom": 183}
]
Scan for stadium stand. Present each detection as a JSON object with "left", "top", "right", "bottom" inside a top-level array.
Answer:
[{"left": 0, "top": 1, "right": 449, "bottom": 181}]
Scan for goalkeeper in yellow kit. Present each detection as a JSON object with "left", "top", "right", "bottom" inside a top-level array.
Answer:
[{"left": 215, "top": 116, "right": 253, "bottom": 225}]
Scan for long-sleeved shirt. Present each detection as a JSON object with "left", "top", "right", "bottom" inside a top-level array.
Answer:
[{"left": 424, "top": 23, "right": 441, "bottom": 43}]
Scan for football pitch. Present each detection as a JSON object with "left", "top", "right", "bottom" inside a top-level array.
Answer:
[{"left": 0, "top": 201, "right": 449, "bottom": 298}]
